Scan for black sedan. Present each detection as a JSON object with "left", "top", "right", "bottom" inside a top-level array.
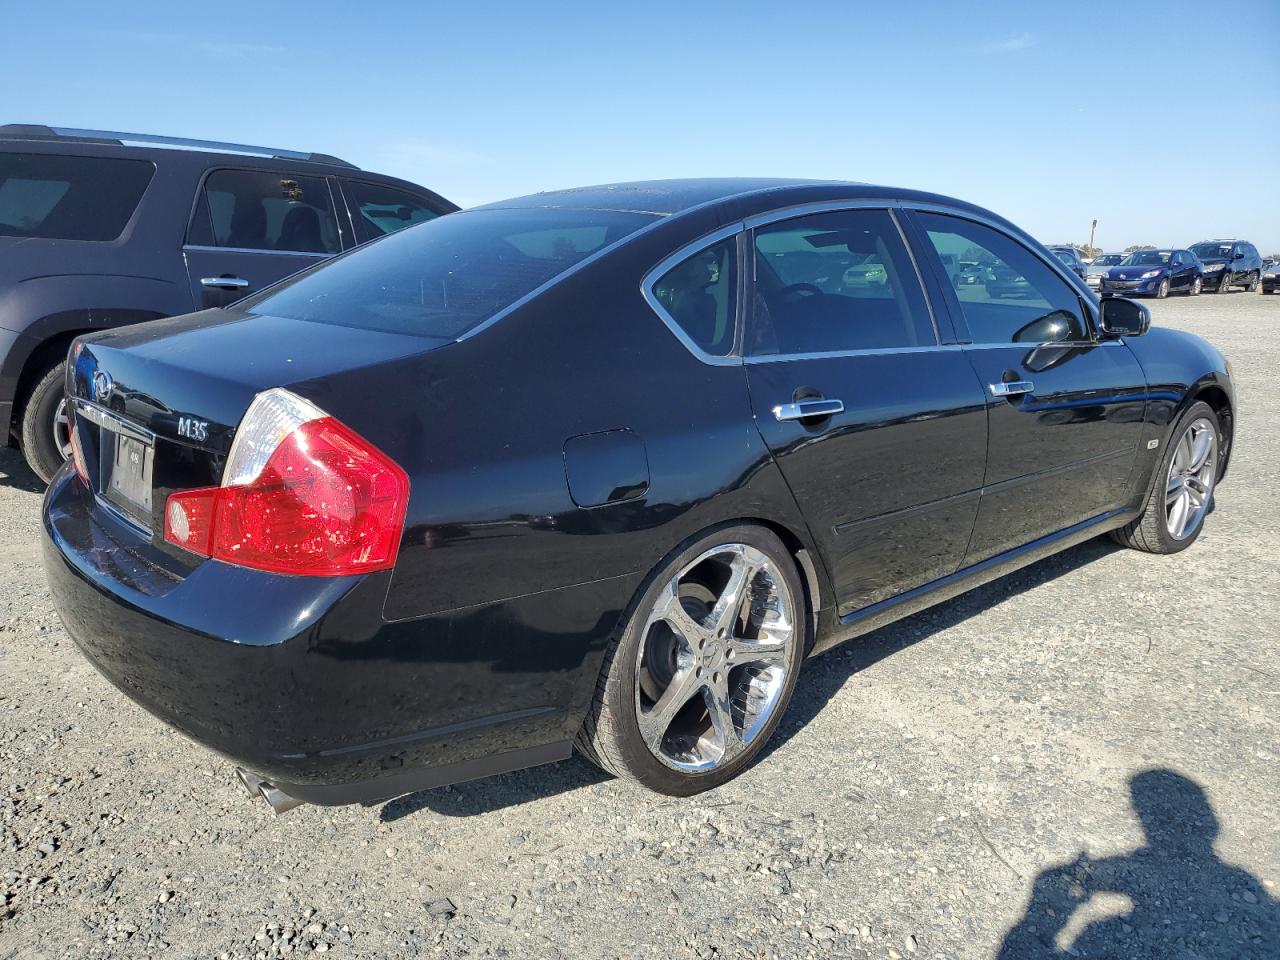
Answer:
[
  {"left": 1099, "top": 248, "right": 1203, "bottom": 298},
  {"left": 42, "top": 180, "right": 1235, "bottom": 810}
]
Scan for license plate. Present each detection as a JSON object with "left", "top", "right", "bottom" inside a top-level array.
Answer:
[{"left": 105, "top": 431, "right": 154, "bottom": 518}]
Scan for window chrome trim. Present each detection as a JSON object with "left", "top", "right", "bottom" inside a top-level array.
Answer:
[
  {"left": 742, "top": 197, "right": 904, "bottom": 230},
  {"left": 182, "top": 243, "right": 332, "bottom": 259},
  {"left": 639, "top": 222, "right": 746, "bottom": 367}
]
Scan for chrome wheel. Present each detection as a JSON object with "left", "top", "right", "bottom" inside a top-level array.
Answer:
[
  {"left": 52, "top": 397, "right": 72, "bottom": 462},
  {"left": 1191, "top": 277, "right": 1202, "bottom": 296},
  {"left": 1165, "top": 417, "right": 1217, "bottom": 540},
  {"left": 633, "top": 543, "right": 796, "bottom": 773}
]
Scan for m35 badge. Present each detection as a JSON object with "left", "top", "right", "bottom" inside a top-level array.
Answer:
[{"left": 178, "top": 417, "right": 209, "bottom": 442}]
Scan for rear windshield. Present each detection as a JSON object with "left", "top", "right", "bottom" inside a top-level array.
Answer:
[
  {"left": 243, "top": 207, "right": 659, "bottom": 338},
  {"left": 0, "top": 153, "right": 155, "bottom": 241}
]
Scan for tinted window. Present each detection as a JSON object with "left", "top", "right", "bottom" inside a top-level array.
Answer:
[
  {"left": 652, "top": 236, "right": 737, "bottom": 356},
  {"left": 0, "top": 153, "right": 153, "bottom": 241},
  {"left": 917, "top": 213, "right": 1087, "bottom": 345},
  {"left": 748, "top": 209, "right": 934, "bottom": 356},
  {"left": 195, "top": 169, "right": 339, "bottom": 254},
  {"left": 1191, "top": 242, "right": 1233, "bottom": 259},
  {"left": 244, "top": 207, "right": 656, "bottom": 339},
  {"left": 343, "top": 179, "right": 441, "bottom": 244}
]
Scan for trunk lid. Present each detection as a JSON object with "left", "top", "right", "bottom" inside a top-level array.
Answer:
[{"left": 69, "top": 307, "right": 445, "bottom": 537}]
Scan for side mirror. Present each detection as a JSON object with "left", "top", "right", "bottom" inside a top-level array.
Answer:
[
  {"left": 1099, "top": 296, "right": 1150, "bottom": 338},
  {"left": 1233, "top": 251, "right": 1244, "bottom": 260}
]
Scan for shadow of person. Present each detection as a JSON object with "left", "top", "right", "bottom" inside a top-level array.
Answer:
[{"left": 998, "top": 769, "right": 1278, "bottom": 959}]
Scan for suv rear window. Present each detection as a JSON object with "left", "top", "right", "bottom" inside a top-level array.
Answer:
[
  {"left": 0, "top": 153, "right": 154, "bottom": 241},
  {"left": 243, "top": 207, "right": 657, "bottom": 339}
]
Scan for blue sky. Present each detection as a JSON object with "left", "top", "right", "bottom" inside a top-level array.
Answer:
[{"left": 6, "top": 0, "right": 1279, "bottom": 251}]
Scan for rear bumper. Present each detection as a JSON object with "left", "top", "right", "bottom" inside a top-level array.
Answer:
[{"left": 42, "top": 468, "right": 631, "bottom": 805}]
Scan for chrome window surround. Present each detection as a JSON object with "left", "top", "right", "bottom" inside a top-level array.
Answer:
[
  {"left": 640, "top": 222, "right": 746, "bottom": 367},
  {"left": 182, "top": 243, "right": 332, "bottom": 259}
]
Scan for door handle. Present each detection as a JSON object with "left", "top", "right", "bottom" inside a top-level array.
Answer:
[
  {"left": 989, "top": 380, "right": 1035, "bottom": 397},
  {"left": 200, "top": 276, "right": 250, "bottom": 290},
  {"left": 773, "top": 398, "right": 845, "bottom": 422}
]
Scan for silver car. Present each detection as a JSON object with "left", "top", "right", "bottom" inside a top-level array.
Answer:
[{"left": 1086, "top": 252, "right": 1125, "bottom": 290}]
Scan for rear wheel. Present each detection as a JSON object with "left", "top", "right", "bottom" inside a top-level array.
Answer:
[
  {"left": 1246, "top": 272, "right": 1259, "bottom": 292},
  {"left": 19, "top": 361, "right": 70, "bottom": 484},
  {"left": 1110, "top": 401, "right": 1220, "bottom": 554},
  {"left": 576, "top": 525, "right": 807, "bottom": 795}
]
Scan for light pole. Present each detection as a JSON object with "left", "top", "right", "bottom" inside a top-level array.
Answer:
[{"left": 1089, "top": 219, "right": 1098, "bottom": 257}]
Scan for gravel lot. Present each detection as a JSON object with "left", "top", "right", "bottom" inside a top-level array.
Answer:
[{"left": 1, "top": 291, "right": 1277, "bottom": 960}]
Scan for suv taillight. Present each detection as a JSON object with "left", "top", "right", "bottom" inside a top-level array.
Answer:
[{"left": 164, "top": 388, "right": 409, "bottom": 576}]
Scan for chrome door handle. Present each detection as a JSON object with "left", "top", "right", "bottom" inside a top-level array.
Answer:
[
  {"left": 200, "top": 276, "right": 250, "bottom": 290},
  {"left": 773, "top": 399, "right": 845, "bottom": 422},
  {"left": 989, "top": 380, "right": 1035, "bottom": 397}
]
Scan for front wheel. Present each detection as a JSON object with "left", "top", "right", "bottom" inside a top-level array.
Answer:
[
  {"left": 1217, "top": 274, "right": 1232, "bottom": 293},
  {"left": 576, "top": 525, "right": 807, "bottom": 795},
  {"left": 1110, "top": 401, "right": 1221, "bottom": 554},
  {"left": 1156, "top": 278, "right": 1170, "bottom": 299},
  {"left": 1189, "top": 276, "right": 1202, "bottom": 296},
  {"left": 19, "top": 360, "right": 71, "bottom": 484}
]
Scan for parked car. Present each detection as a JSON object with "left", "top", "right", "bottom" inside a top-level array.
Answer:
[
  {"left": 1262, "top": 259, "right": 1279, "bottom": 295},
  {"left": 1189, "top": 239, "right": 1263, "bottom": 293},
  {"left": 1046, "top": 245, "right": 1087, "bottom": 280},
  {"left": 1099, "top": 249, "right": 1203, "bottom": 298},
  {"left": 0, "top": 124, "right": 457, "bottom": 482},
  {"left": 43, "top": 179, "right": 1234, "bottom": 811},
  {"left": 1085, "top": 252, "right": 1125, "bottom": 290}
]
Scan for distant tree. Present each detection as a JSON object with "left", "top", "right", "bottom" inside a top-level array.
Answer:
[
  {"left": 1124, "top": 244, "right": 1157, "bottom": 253},
  {"left": 1077, "top": 244, "right": 1102, "bottom": 260}
]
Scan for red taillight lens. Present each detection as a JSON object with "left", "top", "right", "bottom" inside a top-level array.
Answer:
[
  {"left": 68, "top": 417, "right": 89, "bottom": 487},
  {"left": 165, "top": 400, "right": 409, "bottom": 577}
]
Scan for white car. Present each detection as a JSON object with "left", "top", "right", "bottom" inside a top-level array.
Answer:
[{"left": 1085, "top": 253, "right": 1125, "bottom": 289}]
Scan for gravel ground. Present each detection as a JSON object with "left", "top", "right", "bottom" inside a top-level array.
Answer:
[{"left": 1, "top": 291, "right": 1277, "bottom": 960}]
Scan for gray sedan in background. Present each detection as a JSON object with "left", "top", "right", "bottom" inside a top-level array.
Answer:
[{"left": 1086, "top": 252, "right": 1126, "bottom": 290}]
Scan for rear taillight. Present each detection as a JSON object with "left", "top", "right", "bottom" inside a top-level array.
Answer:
[
  {"left": 164, "top": 388, "right": 409, "bottom": 576},
  {"left": 68, "top": 415, "right": 89, "bottom": 487}
]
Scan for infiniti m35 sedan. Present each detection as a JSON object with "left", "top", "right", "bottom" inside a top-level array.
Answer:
[{"left": 43, "top": 180, "right": 1234, "bottom": 810}]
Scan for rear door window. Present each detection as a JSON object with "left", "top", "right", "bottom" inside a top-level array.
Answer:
[
  {"left": 341, "top": 179, "right": 442, "bottom": 244},
  {"left": 191, "top": 169, "right": 340, "bottom": 254},
  {"left": 748, "top": 209, "right": 935, "bottom": 356},
  {"left": 0, "top": 153, "right": 154, "bottom": 241}
]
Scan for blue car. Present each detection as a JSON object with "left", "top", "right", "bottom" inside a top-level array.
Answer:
[{"left": 1099, "top": 249, "right": 1203, "bottom": 299}]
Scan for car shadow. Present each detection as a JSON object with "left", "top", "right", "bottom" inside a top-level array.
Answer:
[
  {"left": 380, "top": 753, "right": 610, "bottom": 822},
  {"left": 756, "top": 535, "right": 1121, "bottom": 763},
  {"left": 0, "top": 446, "right": 43, "bottom": 493},
  {"left": 997, "top": 768, "right": 1279, "bottom": 958},
  {"left": 382, "top": 536, "right": 1120, "bottom": 820}
]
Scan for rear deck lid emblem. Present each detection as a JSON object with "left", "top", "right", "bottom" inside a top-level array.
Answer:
[{"left": 92, "top": 370, "right": 113, "bottom": 404}]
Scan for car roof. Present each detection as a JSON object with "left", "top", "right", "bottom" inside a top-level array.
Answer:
[
  {"left": 0, "top": 123, "right": 357, "bottom": 170},
  {"left": 472, "top": 177, "right": 1003, "bottom": 222}
]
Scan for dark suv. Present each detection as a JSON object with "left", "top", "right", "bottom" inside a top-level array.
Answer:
[
  {"left": 1, "top": 124, "right": 457, "bottom": 481},
  {"left": 1046, "top": 245, "right": 1087, "bottom": 280},
  {"left": 1188, "top": 239, "right": 1263, "bottom": 293}
]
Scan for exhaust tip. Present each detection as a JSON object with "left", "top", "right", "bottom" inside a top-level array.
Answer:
[{"left": 235, "top": 767, "right": 305, "bottom": 815}]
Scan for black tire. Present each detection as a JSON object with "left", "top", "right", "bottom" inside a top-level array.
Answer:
[
  {"left": 576, "top": 523, "right": 808, "bottom": 795},
  {"left": 19, "top": 360, "right": 70, "bottom": 484},
  {"left": 1110, "top": 401, "right": 1221, "bottom": 554},
  {"left": 1246, "top": 272, "right": 1259, "bottom": 292},
  {"left": 1189, "top": 276, "right": 1202, "bottom": 296},
  {"left": 1217, "top": 273, "right": 1231, "bottom": 293},
  {"left": 1155, "top": 278, "right": 1169, "bottom": 299}
]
